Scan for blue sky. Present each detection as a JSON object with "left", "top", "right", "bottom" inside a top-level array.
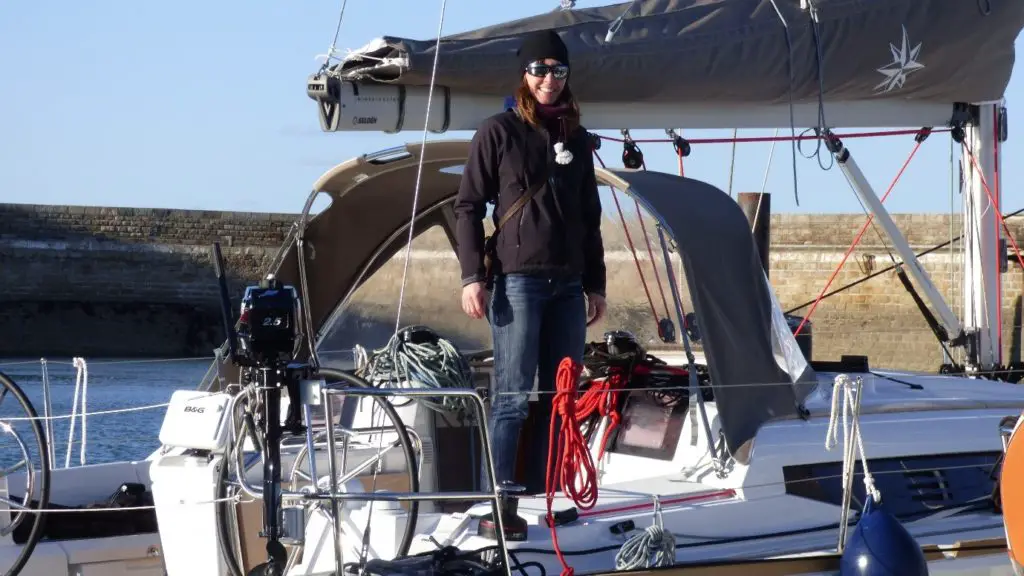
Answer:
[{"left": 1, "top": 0, "right": 1020, "bottom": 216}]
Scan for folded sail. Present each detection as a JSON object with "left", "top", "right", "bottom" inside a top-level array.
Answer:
[{"left": 333, "top": 0, "right": 1023, "bottom": 108}]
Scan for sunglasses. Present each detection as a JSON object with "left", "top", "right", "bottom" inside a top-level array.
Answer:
[{"left": 525, "top": 62, "right": 569, "bottom": 80}]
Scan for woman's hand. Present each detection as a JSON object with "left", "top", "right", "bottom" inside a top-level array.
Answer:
[
  {"left": 462, "top": 281, "right": 488, "bottom": 319},
  {"left": 586, "top": 293, "right": 607, "bottom": 326}
]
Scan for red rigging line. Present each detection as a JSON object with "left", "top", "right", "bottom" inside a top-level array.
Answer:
[
  {"left": 793, "top": 137, "right": 925, "bottom": 337},
  {"left": 592, "top": 148, "right": 663, "bottom": 336},
  {"left": 590, "top": 126, "right": 948, "bottom": 341},
  {"left": 598, "top": 127, "right": 947, "bottom": 146},
  {"left": 993, "top": 113, "right": 1004, "bottom": 363},
  {"left": 963, "top": 142, "right": 1024, "bottom": 277},
  {"left": 632, "top": 152, "right": 672, "bottom": 324},
  {"left": 594, "top": 135, "right": 674, "bottom": 339}
]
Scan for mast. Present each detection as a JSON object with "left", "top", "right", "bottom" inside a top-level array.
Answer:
[{"left": 962, "top": 103, "right": 1007, "bottom": 373}]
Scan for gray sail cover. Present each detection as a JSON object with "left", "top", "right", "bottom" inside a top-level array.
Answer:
[
  {"left": 610, "top": 168, "right": 817, "bottom": 461},
  {"left": 335, "top": 0, "right": 1024, "bottom": 107}
]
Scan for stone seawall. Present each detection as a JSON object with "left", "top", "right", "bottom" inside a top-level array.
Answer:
[
  {"left": 1, "top": 202, "right": 1023, "bottom": 372},
  {"left": 0, "top": 204, "right": 290, "bottom": 357}
]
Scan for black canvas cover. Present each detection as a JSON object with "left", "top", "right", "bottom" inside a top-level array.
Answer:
[
  {"left": 608, "top": 168, "right": 818, "bottom": 460},
  {"left": 334, "top": 0, "right": 1023, "bottom": 108}
]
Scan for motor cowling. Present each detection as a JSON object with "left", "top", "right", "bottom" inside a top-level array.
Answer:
[{"left": 236, "top": 275, "right": 302, "bottom": 366}]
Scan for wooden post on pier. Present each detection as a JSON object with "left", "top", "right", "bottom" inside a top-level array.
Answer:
[{"left": 737, "top": 192, "right": 771, "bottom": 279}]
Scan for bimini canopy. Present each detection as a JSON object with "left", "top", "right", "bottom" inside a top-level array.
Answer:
[
  {"left": 226, "top": 139, "right": 815, "bottom": 463},
  {"left": 327, "top": 0, "right": 1023, "bottom": 120}
]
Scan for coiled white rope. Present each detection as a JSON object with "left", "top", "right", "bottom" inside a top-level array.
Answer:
[
  {"left": 825, "top": 374, "right": 880, "bottom": 503},
  {"left": 360, "top": 326, "right": 473, "bottom": 418},
  {"left": 353, "top": 344, "right": 370, "bottom": 372},
  {"left": 65, "top": 357, "right": 88, "bottom": 468},
  {"left": 614, "top": 496, "right": 676, "bottom": 569}
]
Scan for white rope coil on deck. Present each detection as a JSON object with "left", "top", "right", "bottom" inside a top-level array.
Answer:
[
  {"left": 359, "top": 325, "right": 474, "bottom": 418},
  {"left": 615, "top": 496, "right": 676, "bottom": 570},
  {"left": 825, "top": 374, "right": 881, "bottom": 503}
]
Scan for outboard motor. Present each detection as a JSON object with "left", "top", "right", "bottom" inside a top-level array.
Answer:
[
  {"left": 237, "top": 277, "right": 306, "bottom": 434},
  {"left": 236, "top": 278, "right": 303, "bottom": 367},
  {"left": 151, "top": 245, "right": 308, "bottom": 576}
]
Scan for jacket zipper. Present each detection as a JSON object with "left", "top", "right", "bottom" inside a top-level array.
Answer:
[{"left": 517, "top": 129, "right": 554, "bottom": 249}]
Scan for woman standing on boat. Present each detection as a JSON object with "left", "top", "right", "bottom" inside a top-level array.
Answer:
[{"left": 454, "top": 28, "right": 608, "bottom": 495}]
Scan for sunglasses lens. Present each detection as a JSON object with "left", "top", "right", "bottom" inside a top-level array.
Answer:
[{"left": 527, "top": 63, "right": 569, "bottom": 79}]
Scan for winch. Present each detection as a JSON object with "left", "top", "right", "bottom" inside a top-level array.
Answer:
[{"left": 604, "top": 330, "right": 642, "bottom": 358}]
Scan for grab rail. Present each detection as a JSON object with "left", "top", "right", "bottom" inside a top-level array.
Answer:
[
  {"left": 234, "top": 384, "right": 511, "bottom": 576},
  {"left": 323, "top": 386, "right": 510, "bottom": 576},
  {"left": 39, "top": 359, "right": 56, "bottom": 470}
]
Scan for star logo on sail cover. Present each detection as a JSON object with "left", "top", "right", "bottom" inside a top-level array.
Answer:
[{"left": 875, "top": 25, "right": 924, "bottom": 93}]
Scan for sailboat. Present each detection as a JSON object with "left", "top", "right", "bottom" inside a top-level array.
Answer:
[{"left": 0, "top": 0, "right": 1022, "bottom": 574}]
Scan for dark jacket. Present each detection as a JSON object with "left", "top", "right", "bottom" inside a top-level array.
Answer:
[{"left": 454, "top": 109, "right": 607, "bottom": 297}]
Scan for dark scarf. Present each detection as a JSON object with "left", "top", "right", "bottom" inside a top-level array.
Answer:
[
  {"left": 534, "top": 101, "right": 576, "bottom": 166},
  {"left": 535, "top": 101, "right": 572, "bottom": 139}
]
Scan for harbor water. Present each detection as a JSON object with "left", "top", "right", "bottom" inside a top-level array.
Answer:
[{"left": 0, "top": 357, "right": 211, "bottom": 469}]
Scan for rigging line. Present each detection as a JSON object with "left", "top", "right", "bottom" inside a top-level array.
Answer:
[
  {"left": 784, "top": 205, "right": 1024, "bottom": 315},
  {"left": 948, "top": 135, "right": 957, "bottom": 365},
  {"left": 759, "top": 128, "right": 779, "bottom": 195},
  {"left": 329, "top": 0, "right": 348, "bottom": 54},
  {"left": 960, "top": 143, "right": 994, "bottom": 361},
  {"left": 766, "top": 0, "right": 800, "bottom": 206},
  {"left": 491, "top": 366, "right": 1024, "bottom": 391},
  {"left": 593, "top": 149, "right": 662, "bottom": 333},
  {"left": 750, "top": 128, "right": 780, "bottom": 235},
  {"left": 726, "top": 128, "right": 738, "bottom": 198},
  {"left": 798, "top": 1, "right": 835, "bottom": 173},
  {"left": 961, "top": 140, "right": 1024, "bottom": 274},
  {"left": 317, "top": 0, "right": 349, "bottom": 70},
  {"left": 793, "top": 139, "right": 922, "bottom": 337},
  {"left": 393, "top": 0, "right": 448, "bottom": 336},
  {"left": 599, "top": 127, "right": 951, "bottom": 145},
  {"left": 993, "top": 108, "right": 1004, "bottom": 364},
  {"left": 371, "top": 0, "right": 448, "bottom": 565},
  {"left": 637, "top": 157, "right": 673, "bottom": 324}
]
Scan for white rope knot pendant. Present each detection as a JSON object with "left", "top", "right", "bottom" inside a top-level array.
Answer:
[{"left": 554, "top": 142, "right": 574, "bottom": 165}]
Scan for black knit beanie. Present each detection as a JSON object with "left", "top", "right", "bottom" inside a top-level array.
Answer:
[{"left": 517, "top": 29, "right": 570, "bottom": 71}]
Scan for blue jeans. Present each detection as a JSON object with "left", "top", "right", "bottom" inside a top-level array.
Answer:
[{"left": 481, "top": 273, "right": 588, "bottom": 495}]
